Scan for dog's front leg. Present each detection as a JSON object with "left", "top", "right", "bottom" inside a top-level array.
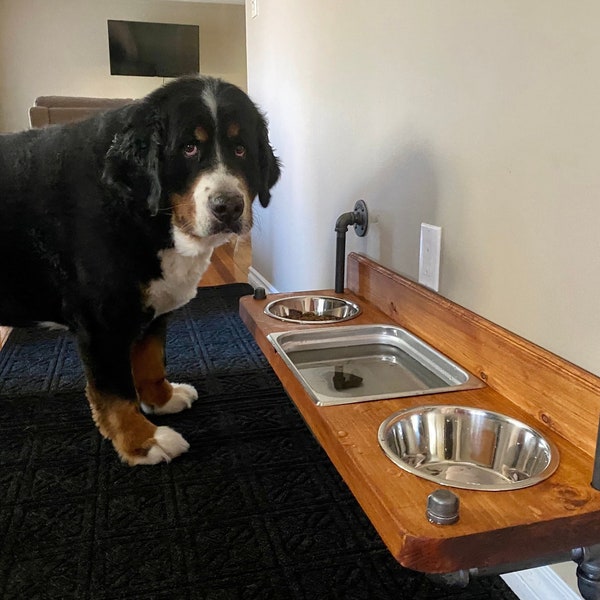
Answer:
[
  {"left": 77, "top": 328, "right": 189, "bottom": 466},
  {"left": 131, "top": 315, "right": 198, "bottom": 415}
]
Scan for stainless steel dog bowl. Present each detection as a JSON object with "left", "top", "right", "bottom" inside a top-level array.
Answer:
[
  {"left": 264, "top": 295, "right": 360, "bottom": 324},
  {"left": 378, "top": 405, "right": 560, "bottom": 491},
  {"left": 267, "top": 325, "right": 484, "bottom": 406}
]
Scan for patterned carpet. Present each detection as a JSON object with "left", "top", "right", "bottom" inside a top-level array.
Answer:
[{"left": 0, "top": 283, "right": 519, "bottom": 600}]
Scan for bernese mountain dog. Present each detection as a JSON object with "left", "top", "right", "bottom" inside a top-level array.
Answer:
[{"left": 0, "top": 75, "right": 280, "bottom": 465}]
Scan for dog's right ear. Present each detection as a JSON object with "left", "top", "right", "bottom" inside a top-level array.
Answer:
[{"left": 102, "top": 103, "right": 164, "bottom": 216}]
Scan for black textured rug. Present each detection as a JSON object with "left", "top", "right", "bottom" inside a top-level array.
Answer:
[{"left": 0, "top": 283, "right": 519, "bottom": 600}]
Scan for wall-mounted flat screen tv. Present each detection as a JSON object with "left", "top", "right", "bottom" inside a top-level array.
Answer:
[{"left": 108, "top": 20, "right": 199, "bottom": 77}]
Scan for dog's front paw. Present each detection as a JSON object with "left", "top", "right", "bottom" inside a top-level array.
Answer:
[
  {"left": 128, "top": 426, "right": 190, "bottom": 466},
  {"left": 141, "top": 382, "right": 198, "bottom": 415}
]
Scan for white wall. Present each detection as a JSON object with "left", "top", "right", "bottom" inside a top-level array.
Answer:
[
  {"left": 246, "top": 0, "right": 600, "bottom": 380},
  {"left": 246, "top": 2, "right": 600, "bottom": 596},
  {"left": 0, "top": 0, "right": 246, "bottom": 132}
]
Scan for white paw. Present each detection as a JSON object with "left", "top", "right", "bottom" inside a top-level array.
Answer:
[
  {"left": 141, "top": 383, "right": 198, "bottom": 415},
  {"left": 130, "top": 426, "right": 190, "bottom": 465}
]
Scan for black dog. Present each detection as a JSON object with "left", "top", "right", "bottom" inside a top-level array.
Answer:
[{"left": 0, "top": 76, "right": 280, "bottom": 465}]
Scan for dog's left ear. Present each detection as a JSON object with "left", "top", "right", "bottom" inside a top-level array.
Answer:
[
  {"left": 257, "top": 114, "right": 281, "bottom": 208},
  {"left": 102, "top": 103, "right": 163, "bottom": 216}
]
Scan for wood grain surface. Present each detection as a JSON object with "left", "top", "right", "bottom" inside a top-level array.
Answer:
[{"left": 240, "top": 253, "right": 600, "bottom": 573}]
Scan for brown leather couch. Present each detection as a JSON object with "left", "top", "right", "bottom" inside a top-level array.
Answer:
[{"left": 29, "top": 96, "right": 134, "bottom": 128}]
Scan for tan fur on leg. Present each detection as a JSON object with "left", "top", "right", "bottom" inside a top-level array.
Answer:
[
  {"left": 131, "top": 331, "right": 198, "bottom": 416},
  {"left": 86, "top": 384, "right": 189, "bottom": 465},
  {"left": 130, "top": 333, "right": 173, "bottom": 410}
]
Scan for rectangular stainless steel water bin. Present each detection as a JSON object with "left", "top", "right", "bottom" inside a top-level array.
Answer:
[{"left": 267, "top": 324, "right": 485, "bottom": 406}]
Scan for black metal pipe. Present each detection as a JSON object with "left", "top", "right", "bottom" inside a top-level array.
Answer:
[
  {"left": 592, "top": 415, "right": 600, "bottom": 490},
  {"left": 434, "top": 544, "right": 600, "bottom": 600},
  {"left": 430, "top": 548, "right": 577, "bottom": 588},
  {"left": 334, "top": 201, "right": 368, "bottom": 294},
  {"left": 335, "top": 230, "right": 347, "bottom": 293},
  {"left": 334, "top": 211, "right": 357, "bottom": 294},
  {"left": 574, "top": 544, "right": 600, "bottom": 600}
]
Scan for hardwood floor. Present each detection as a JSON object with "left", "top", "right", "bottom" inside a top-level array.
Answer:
[
  {"left": 199, "top": 235, "right": 252, "bottom": 286},
  {"left": 0, "top": 326, "right": 10, "bottom": 350},
  {"left": 0, "top": 237, "right": 251, "bottom": 350}
]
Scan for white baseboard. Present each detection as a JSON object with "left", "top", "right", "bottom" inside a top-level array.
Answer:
[
  {"left": 502, "top": 566, "right": 580, "bottom": 600},
  {"left": 247, "top": 266, "right": 278, "bottom": 294}
]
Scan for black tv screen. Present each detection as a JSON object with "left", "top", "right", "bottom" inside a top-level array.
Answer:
[{"left": 108, "top": 20, "right": 199, "bottom": 77}]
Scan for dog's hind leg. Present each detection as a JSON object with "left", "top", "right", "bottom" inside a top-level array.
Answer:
[
  {"left": 77, "top": 326, "right": 189, "bottom": 465},
  {"left": 131, "top": 315, "right": 199, "bottom": 415}
]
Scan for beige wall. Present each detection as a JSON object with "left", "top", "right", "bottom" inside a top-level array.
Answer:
[
  {"left": 247, "top": 0, "right": 600, "bottom": 380},
  {"left": 247, "top": 3, "right": 599, "bottom": 593},
  {"left": 0, "top": 0, "right": 246, "bottom": 132}
]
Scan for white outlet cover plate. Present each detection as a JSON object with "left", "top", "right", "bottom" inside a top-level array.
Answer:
[{"left": 419, "top": 223, "right": 442, "bottom": 291}]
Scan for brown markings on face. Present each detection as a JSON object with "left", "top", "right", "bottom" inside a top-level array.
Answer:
[
  {"left": 85, "top": 384, "right": 157, "bottom": 464},
  {"left": 194, "top": 126, "right": 209, "bottom": 142},
  {"left": 131, "top": 331, "right": 173, "bottom": 409},
  {"left": 227, "top": 122, "right": 240, "bottom": 138},
  {"left": 170, "top": 188, "right": 197, "bottom": 236}
]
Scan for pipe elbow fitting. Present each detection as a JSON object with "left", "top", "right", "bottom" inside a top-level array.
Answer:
[{"left": 335, "top": 211, "right": 356, "bottom": 233}]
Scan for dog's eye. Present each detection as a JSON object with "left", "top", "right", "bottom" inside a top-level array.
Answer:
[
  {"left": 183, "top": 144, "right": 198, "bottom": 158},
  {"left": 234, "top": 145, "right": 246, "bottom": 158}
]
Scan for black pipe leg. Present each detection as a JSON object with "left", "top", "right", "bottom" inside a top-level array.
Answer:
[
  {"left": 334, "top": 201, "right": 368, "bottom": 294},
  {"left": 591, "top": 415, "right": 600, "bottom": 490},
  {"left": 335, "top": 231, "right": 347, "bottom": 293},
  {"left": 574, "top": 545, "right": 600, "bottom": 599}
]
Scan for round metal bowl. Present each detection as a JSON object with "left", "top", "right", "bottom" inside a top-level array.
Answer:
[
  {"left": 378, "top": 405, "right": 560, "bottom": 491},
  {"left": 264, "top": 295, "right": 360, "bottom": 324}
]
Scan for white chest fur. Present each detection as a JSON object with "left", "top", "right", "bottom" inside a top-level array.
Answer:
[{"left": 146, "top": 229, "right": 231, "bottom": 317}]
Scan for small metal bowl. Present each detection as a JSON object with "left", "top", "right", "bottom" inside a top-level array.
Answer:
[
  {"left": 378, "top": 405, "right": 559, "bottom": 491},
  {"left": 264, "top": 295, "right": 360, "bottom": 324}
]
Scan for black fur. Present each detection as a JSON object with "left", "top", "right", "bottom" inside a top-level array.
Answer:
[{"left": 0, "top": 76, "right": 280, "bottom": 461}]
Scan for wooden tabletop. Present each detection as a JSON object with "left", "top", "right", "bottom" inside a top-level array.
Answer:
[{"left": 240, "top": 253, "right": 600, "bottom": 573}]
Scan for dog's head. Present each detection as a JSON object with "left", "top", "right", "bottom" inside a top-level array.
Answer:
[{"left": 102, "top": 76, "right": 281, "bottom": 247}]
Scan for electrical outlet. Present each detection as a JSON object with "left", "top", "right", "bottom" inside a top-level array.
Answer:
[
  {"left": 418, "top": 224, "right": 442, "bottom": 291},
  {"left": 251, "top": 0, "right": 259, "bottom": 18}
]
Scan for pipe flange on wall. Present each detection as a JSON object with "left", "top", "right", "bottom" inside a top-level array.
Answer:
[{"left": 353, "top": 199, "right": 368, "bottom": 237}]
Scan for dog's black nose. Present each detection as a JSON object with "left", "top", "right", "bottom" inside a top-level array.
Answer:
[{"left": 209, "top": 193, "right": 244, "bottom": 224}]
